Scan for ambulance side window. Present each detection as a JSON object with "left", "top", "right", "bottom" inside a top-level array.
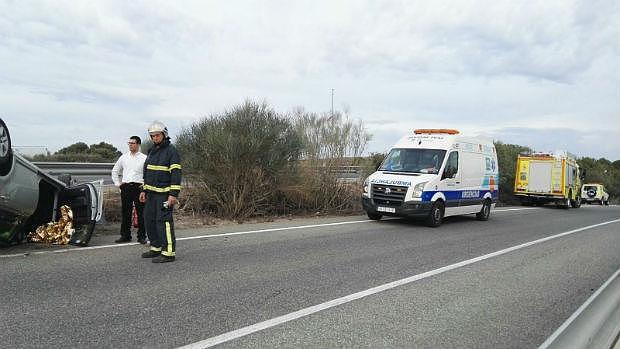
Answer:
[{"left": 442, "top": 151, "right": 458, "bottom": 179}]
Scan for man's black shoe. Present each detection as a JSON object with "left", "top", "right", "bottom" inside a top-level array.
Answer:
[
  {"left": 115, "top": 237, "right": 131, "bottom": 243},
  {"left": 141, "top": 250, "right": 160, "bottom": 258},
  {"left": 152, "top": 255, "right": 175, "bottom": 263},
  {"left": 137, "top": 238, "right": 147, "bottom": 244}
]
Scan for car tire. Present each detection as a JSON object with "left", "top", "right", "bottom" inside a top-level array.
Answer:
[
  {"left": 0, "top": 118, "right": 13, "bottom": 176},
  {"left": 426, "top": 201, "right": 444, "bottom": 227},
  {"left": 367, "top": 212, "right": 382, "bottom": 220},
  {"left": 476, "top": 199, "right": 491, "bottom": 221}
]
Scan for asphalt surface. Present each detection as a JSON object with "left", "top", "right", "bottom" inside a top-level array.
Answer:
[{"left": 1, "top": 205, "right": 618, "bottom": 348}]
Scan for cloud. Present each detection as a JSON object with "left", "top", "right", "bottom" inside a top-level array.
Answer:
[
  {"left": 0, "top": 0, "right": 618, "bottom": 161},
  {"left": 491, "top": 127, "right": 620, "bottom": 160}
]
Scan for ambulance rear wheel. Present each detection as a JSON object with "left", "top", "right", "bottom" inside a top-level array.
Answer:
[
  {"left": 426, "top": 201, "right": 444, "bottom": 227},
  {"left": 476, "top": 199, "right": 491, "bottom": 221},
  {"left": 367, "top": 212, "right": 382, "bottom": 220}
]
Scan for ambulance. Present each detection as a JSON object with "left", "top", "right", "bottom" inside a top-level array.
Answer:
[
  {"left": 362, "top": 129, "right": 499, "bottom": 227},
  {"left": 513, "top": 151, "right": 583, "bottom": 208}
]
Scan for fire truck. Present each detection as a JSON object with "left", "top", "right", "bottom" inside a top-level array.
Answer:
[{"left": 513, "top": 151, "right": 584, "bottom": 208}]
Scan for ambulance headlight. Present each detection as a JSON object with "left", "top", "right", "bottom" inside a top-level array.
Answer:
[
  {"left": 412, "top": 182, "right": 427, "bottom": 198},
  {"left": 363, "top": 179, "right": 370, "bottom": 196}
]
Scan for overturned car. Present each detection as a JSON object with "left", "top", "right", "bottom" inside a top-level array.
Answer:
[{"left": 0, "top": 118, "right": 102, "bottom": 246}]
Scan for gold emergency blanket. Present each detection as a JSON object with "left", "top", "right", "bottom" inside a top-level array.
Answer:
[{"left": 27, "top": 205, "right": 75, "bottom": 245}]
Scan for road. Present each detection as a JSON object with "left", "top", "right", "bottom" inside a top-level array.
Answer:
[{"left": 1, "top": 205, "right": 618, "bottom": 348}]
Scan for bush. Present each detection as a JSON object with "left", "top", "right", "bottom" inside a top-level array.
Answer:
[
  {"left": 176, "top": 100, "right": 302, "bottom": 220},
  {"left": 175, "top": 101, "right": 371, "bottom": 220}
]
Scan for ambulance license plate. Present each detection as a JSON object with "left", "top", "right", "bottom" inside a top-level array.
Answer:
[{"left": 377, "top": 206, "right": 395, "bottom": 213}]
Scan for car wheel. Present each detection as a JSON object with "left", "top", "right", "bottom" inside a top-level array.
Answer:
[
  {"left": 476, "top": 199, "right": 491, "bottom": 221},
  {"left": 0, "top": 118, "right": 13, "bottom": 176},
  {"left": 426, "top": 201, "right": 444, "bottom": 227},
  {"left": 367, "top": 212, "right": 382, "bottom": 220}
]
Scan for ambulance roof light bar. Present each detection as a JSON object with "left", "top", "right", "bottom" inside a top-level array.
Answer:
[{"left": 414, "top": 129, "right": 460, "bottom": 135}]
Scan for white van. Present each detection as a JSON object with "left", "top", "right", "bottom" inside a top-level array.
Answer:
[{"left": 362, "top": 129, "right": 499, "bottom": 227}]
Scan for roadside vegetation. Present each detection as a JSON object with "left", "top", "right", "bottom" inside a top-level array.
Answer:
[
  {"left": 34, "top": 101, "right": 619, "bottom": 222},
  {"left": 175, "top": 100, "right": 370, "bottom": 221}
]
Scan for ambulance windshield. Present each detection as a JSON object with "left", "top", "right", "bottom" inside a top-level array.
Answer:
[{"left": 379, "top": 148, "right": 446, "bottom": 174}]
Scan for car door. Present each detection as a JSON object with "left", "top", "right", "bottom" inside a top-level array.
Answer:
[
  {"left": 438, "top": 150, "right": 461, "bottom": 215},
  {"left": 62, "top": 180, "right": 103, "bottom": 246}
]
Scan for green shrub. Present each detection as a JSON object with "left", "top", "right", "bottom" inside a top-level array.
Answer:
[{"left": 176, "top": 100, "right": 302, "bottom": 220}]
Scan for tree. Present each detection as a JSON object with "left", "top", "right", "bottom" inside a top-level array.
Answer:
[
  {"left": 494, "top": 141, "right": 532, "bottom": 204},
  {"left": 289, "top": 108, "right": 371, "bottom": 213},
  {"left": 57, "top": 142, "right": 89, "bottom": 155},
  {"left": 32, "top": 142, "right": 121, "bottom": 162}
]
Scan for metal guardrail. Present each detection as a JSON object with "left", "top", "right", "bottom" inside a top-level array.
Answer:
[
  {"left": 33, "top": 162, "right": 115, "bottom": 176},
  {"left": 33, "top": 162, "right": 115, "bottom": 185},
  {"left": 32, "top": 162, "right": 363, "bottom": 182},
  {"left": 540, "top": 269, "right": 620, "bottom": 349}
]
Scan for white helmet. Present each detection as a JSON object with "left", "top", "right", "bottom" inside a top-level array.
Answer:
[{"left": 148, "top": 120, "right": 168, "bottom": 137}]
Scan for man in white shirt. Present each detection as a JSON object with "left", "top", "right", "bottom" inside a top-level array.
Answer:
[{"left": 111, "top": 136, "right": 147, "bottom": 243}]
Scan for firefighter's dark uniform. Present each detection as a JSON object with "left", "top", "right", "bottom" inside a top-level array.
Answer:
[{"left": 142, "top": 138, "right": 181, "bottom": 258}]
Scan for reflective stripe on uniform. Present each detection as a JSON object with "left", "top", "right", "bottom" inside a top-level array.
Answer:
[
  {"left": 150, "top": 247, "right": 162, "bottom": 252},
  {"left": 147, "top": 164, "right": 170, "bottom": 171},
  {"left": 144, "top": 184, "right": 170, "bottom": 192},
  {"left": 162, "top": 221, "right": 175, "bottom": 257},
  {"left": 147, "top": 164, "right": 182, "bottom": 172},
  {"left": 143, "top": 184, "right": 182, "bottom": 192}
]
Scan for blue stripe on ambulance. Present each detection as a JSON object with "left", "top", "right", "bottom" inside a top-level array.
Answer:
[{"left": 421, "top": 190, "right": 498, "bottom": 203}]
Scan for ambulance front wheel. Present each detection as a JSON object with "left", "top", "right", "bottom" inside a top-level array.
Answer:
[
  {"left": 367, "top": 212, "right": 382, "bottom": 220},
  {"left": 426, "top": 201, "right": 444, "bottom": 227}
]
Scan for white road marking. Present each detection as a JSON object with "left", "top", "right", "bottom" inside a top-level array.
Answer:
[
  {"left": 177, "top": 218, "right": 620, "bottom": 349},
  {"left": 494, "top": 207, "right": 539, "bottom": 212},
  {"left": 538, "top": 268, "right": 620, "bottom": 349},
  {"left": 0, "top": 207, "right": 537, "bottom": 259}
]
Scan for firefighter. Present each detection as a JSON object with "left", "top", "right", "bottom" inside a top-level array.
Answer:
[{"left": 139, "top": 121, "right": 182, "bottom": 263}]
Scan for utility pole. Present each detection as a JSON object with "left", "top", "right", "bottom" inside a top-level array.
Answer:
[{"left": 330, "top": 88, "right": 335, "bottom": 117}]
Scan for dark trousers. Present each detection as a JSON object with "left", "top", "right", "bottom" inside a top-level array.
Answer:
[
  {"left": 144, "top": 192, "right": 176, "bottom": 256},
  {"left": 120, "top": 183, "right": 145, "bottom": 240}
]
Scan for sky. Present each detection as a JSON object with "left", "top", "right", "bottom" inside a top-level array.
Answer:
[{"left": 1, "top": 0, "right": 619, "bottom": 160}]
